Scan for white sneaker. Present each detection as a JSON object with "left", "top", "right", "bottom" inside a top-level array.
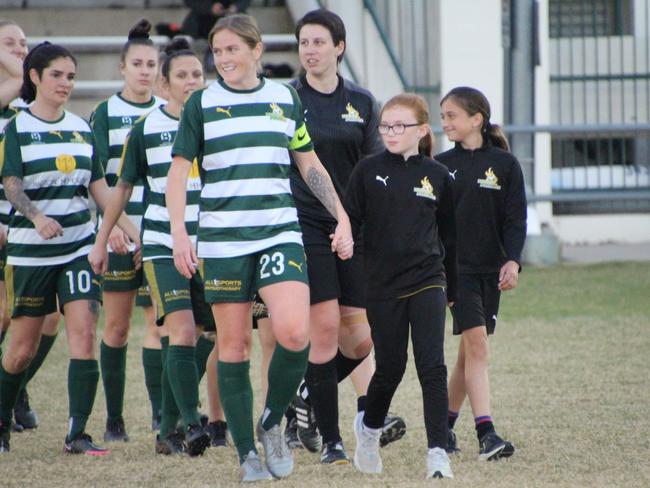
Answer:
[
  {"left": 240, "top": 450, "right": 273, "bottom": 482},
  {"left": 353, "top": 411, "right": 382, "bottom": 474},
  {"left": 256, "top": 419, "right": 293, "bottom": 478},
  {"left": 426, "top": 447, "right": 454, "bottom": 479}
]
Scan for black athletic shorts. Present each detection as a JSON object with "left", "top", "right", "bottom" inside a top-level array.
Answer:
[
  {"left": 450, "top": 273, "right": 501, "bottom": 335},
  {"left": 300, "top": 217, "right": 366, "bottom": 307}
]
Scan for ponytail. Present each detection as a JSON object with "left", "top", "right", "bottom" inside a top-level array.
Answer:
[
  {"left": 121, "top": 18, "right": 156, "bottom": 63},
  {"left": 486, "top": 122, "right": 509, "bottom": 151},
  {"left": 419, "top": 127, "right": 434, "bottom": 158}
]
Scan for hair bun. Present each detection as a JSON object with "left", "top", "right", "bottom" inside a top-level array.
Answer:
[
  {"left": 164, "top": 36, "right": 191, "bottom": 56},
  {"left": 128, "top": 18, "right": 152, "bottom": 40}
]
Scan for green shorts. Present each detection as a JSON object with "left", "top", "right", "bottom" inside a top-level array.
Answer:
[
  {"left": 103, "top": 252, "right": 143, "bottom": 292},
  {"left": 200, "top": 243, "right": 309, "bottom": 303},
  {"left": 5, "top": 255, "right": 101, "bottom": 317},
  {"left": 0, "top": 246, "right": 6, "bottom": 282},
  {"left": 135, "top": 276, "right": 153, "bottom": 308},
  {"left": 144, "top": 259, "right": 215, "bottom": 330}
]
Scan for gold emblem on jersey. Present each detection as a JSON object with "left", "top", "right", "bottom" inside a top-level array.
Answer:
[
  {"left": 71, "top": 131, "right": 85, "bottom": 143},
  {"left": 477, "top": 167, "right": 501, "bottom": 190},
  {"left": 189, "top": 157, "right": 200, "bottom": 179},
  {"left": 216, "top": 106, "right": 232, "bottom": 118},
  {"left": 341, "top": 103, "right": 364, "bottom": 123},
  {"left": 266, "top": 103, "right": 286, "bottom": 121},
  {"left": 49, "top": 130, "right": 63, "bottom": 140},
  {"left": 413, "top": 176, "right": 436, "bottom": 200},
  {"left": 55, "top": 154, "right": 76, "bottom": 174}
]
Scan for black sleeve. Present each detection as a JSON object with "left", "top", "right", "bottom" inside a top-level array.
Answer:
[
  {"left": 361, "top": 96, "right": 384, "bottom": 156},
  {"left": 437, "top": 173, "right": 458, "bottom": 302},
  {"left": 343, "top": 163, "right": 366, "bottom": 240},
  {"left": 503, "top": 158, "right": 528, "bottom": 267}
]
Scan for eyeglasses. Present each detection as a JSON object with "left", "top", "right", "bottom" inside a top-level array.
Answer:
[{"left": 377, "top": 123, "right": 421, "bottom": 135}]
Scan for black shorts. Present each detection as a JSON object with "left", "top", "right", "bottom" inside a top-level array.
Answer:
[
  {"left": 300, "top": 218, "right": 366, "bottom": 307},
  {"left": 451, "top": 273, "right": 501, "bottom": 335}
]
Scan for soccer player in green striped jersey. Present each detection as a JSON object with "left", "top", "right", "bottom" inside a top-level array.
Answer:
[
  {"left": 89, "top": 19, "right": 165, "bottom": 442},
  {"left": 0, "top": 43, "right": 140, "bottom": 455},
  {"left": 166, "top": 14, "right": 354, "bottom": 482},
  {"left": 89, "top": 37, "right": 222, "bottom": 457},
  {"left": 0, "top": 19, "right": 61, "bottom": 434}
]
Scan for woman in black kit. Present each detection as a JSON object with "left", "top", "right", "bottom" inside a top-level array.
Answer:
[
  {"left": 346, "top": 93, "right": 457, "bottom": 480},
  {"left": 437, "top": 86, "right": 526, "bottom": 461},
  {"left": 287, "top": 8, "right": 404, "bottom": 463}
]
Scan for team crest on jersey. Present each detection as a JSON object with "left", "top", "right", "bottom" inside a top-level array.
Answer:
[
  {"left": 160, "top": 132, "right": 173, "bottom": 144},
  {"left": 477, "top": 167, "right": 501, "bottom": 190},
  {"left": 266, "top": 103, "right": 286, "bottom": 121},
  {"left": 55, "top": 154, "right": 76, "bottom": 174},
  {"left": 121, "top": 116, "right": 132, "bottom": 127},
  {"left": 341, "top": 103, "right": 364, "bottom": 123},
  {"left": 71, "top": 131, "right": 85, "bottom": 143},
  {"left": 30, "top": 132, "right": 42, "bottom": 143},
  {"left": 216, "top": 106, "right": 232, "bottom": 118},
  {"left": 413, "top": 176, "right": 436, "bottom": 200}
]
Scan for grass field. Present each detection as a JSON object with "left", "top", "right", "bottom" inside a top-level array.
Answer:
[{"left": 1, "top": 261, "right": 649, "bottom": 487}]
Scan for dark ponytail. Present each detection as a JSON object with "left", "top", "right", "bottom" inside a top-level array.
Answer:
[
  {"left": 161, "top": 36, "right": 198, "bottom": 80},
  {"left": 120, "top": 18, "right": 156, "bottom": 63},
  {"left": 440, "top": 86, "right": 509, "bottom": 151},
  {"left": 20, "top": 42, "right": 76, "bottom": 103},
  {"left": 381, "top": 93, "right": 434, "bottom": 158}
]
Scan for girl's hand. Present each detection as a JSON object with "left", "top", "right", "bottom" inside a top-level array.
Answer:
[
  {"left": 33, "top": 214, "right": 63, "bottom": 240},
  {"left": 88, "top": 243, "right": 109, "bottom": 276},
  {"left": 108, "top": 226, "right": 130, "bottom": 255},
  {"left": 172, "top": 230, "right": 198, "bottom": 279},
  {"left": 329, "top": 218, "right": 354, "bottom": 260},
  {"left": 498, "top": 260, "right": 520, "bottom": 291}
]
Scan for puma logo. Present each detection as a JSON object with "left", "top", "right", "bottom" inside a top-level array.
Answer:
[
  {"left": 376, "top": 175, "right": 389, "bottom": 186},
  {"left": 449, "top": 169, "right": 458, "bottom": 180},
  {"left": 216, "top": 106, "right": 232, "bottom": 117},
  {"left": 288, "top": 260, "right": 304, "bottom": 273},
  {"left": 49, "top": 130, "right": 63, "bottom": 139}
]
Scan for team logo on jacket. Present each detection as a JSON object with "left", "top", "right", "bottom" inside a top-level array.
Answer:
[
  {"left": 477, "top": 167, "right": 501, "bottom": 190},
  {"left": 341, "top": 103, "right": 364, "bottom": 123},
  {"left": 266, "top": 103, "right": 286, "bottom": 121},
  {"left": 413, "top": 176, "right": 436, "bottom": 200},
  {"left": 55, "top": 154, "right": 76, "bottom": 173}
]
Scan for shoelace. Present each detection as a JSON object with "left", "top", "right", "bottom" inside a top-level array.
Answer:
[{"left": 267, "top": 425, "right": 289, "bottom": 459}]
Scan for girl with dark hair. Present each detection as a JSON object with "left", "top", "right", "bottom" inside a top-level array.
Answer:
[
  {"left": 167, "top": 13, "right": 353, "bottom": 482},
  {"left": 346, "top": 93, "right": 456, "bottom": 479},
  {"left": 288, "top": 7, "right": 405, "bottom": 463},
  {"left": 437, "top": 86, "right": 526, "bottom": 460},
  {"left": 90, "top": 19, "right": 166, "bottom": 442},
  {"left": 89, "top": 37, "right": 220, "bottom": 456},
  {"left": 0, "top": 42, "right": 140, "bottom": 455}
]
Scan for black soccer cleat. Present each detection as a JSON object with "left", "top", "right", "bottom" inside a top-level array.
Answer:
[
  {"left": 64, "top": 432, "right": 111, "bottom": 456},
  {"left": 499, "top": 440, "right": 516, "bottom": 458},
  {"left": 292, "top": 395, "right": 321, "bottom": 453},
  {"left": 206, "top": 420, "right": 228, "bottom": 447},
  {"left": 320, "top": 441, "right": 350, "bottom": 465},
  {"left": 104, "top": 416, "right": 130, "bottom": 442},
  {"left": 446, "top": 428, "right": 461, "bottom": 454},
  {"left": 478, "top": 431, "right": 506, "bottom": 461},
  {"left": 0, "top": 421, "right": 10, "bottom": 453},
  {"left": 380, "top": 414, "right": 406, "bottom": 447},
  {"left": 185, "top": 424, "right": 210, "bottom": 456},
  {"left": 284, "top": 417, "right": 302, "bottom": 449},
  {"left": 13, "top": 389, "right": 38, "bottom": 430},
  {"left": 155, "top": 431, "right": 186, "bottom": 455}
]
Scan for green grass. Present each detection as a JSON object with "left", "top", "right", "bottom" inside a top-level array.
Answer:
[{"left": 1, "top": 262, "right": 649, "bottom": 487}]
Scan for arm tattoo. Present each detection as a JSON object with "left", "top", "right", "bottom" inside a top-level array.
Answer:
[
  {"left": 305, "top": 167, "right": 338, "bottom": 218},
  {"left": 3, "top": 176, "right": 40, "bottom": 220}
]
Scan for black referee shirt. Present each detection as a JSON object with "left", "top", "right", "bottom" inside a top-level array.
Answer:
[
  {"left": 344, "top": 150, "right": 458, "bottom": 301},
  {"left": 435, "top": 143, "right": 527, "bottom": 274},
  {"left": 289, "top": 74, "right": 383, "bottom": 231}
]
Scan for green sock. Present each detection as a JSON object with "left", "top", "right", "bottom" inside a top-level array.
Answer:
[
  {"left": 159, "top": 337, "right": 179, "bottom": 437},
  {"left": 262, "top": 343, "right": 309, "bottom": 430},
  {"left": 67, "top": 359, "right": 99, "bottom": 440},
  {"left": 24, "top": 333, "right": 57, "bottom": 385},
  {"left": 194, "top": 335, "right": 213, "bottom": 381},
  {"left": 100, "top": 341, "right": 127, "bottom": 421},
  {"left": 167, "top": 345, "right": 200, "bottom": 428},
  {"left": 0, "top": 362, "right": 28, "bottom": 424},
  {"left": 218, "top": 360, "right": 255, "bottom": 462},
  {"left": 142, "top": 347, "right": 162, "bottom": 420}
]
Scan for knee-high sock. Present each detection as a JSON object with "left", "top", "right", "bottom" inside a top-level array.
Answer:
[
  {"left": 100, "top": 341, "right": 127, "bottom": 421},
  {"left": 305, "top": 358, "right": 340, "bottom": 443},
  {"left": 167, "top": 345, "right": 201, "bottom": 428},
  {"left": 218, "top": 360, "right": 255, "bottom": 462},
  {"left": 159, "top": 337, "right": 179, "bottom": 437},
  {"left": 142, "top": 347, "right": 162, "bottom": 421},
  {"left": 68, "top": 359, "right": 100, "bottom": 439}
]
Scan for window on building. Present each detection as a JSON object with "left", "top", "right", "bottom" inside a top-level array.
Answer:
[{"left": 549, "top": 0, "right": 633, "bottom": 37}]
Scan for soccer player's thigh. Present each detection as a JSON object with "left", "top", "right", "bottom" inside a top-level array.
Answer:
[
  {"left": 145, "top": 259, "right": 193, "bottom": 327},
  {"left": 480, "top": 274, "right": 501, "bottom": 335},
  {"left": 451, "top": 273, "right": 487, "bottom": 336}
]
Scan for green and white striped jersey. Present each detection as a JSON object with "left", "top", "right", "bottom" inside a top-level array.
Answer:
[
  {"left": 0, "top": 109, "right": 104, "bottom": 266},
  {"left": 0, "top": 100, "right": 29, "bottom": 225},
  {"left": 172, "top": 78, "right": 313, "bottom": 258},
  {"left": 90, "top": 93, "right": 164, "bottom": 231},
  {"left": 119, "top": 106, "right": 202, "bottom": 261}
]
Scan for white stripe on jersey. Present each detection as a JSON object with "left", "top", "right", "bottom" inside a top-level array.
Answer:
[
  {"left": 202, "top": 178, "right": 291, "bottom": 199},
  {"left": 205, "top": 116, "right": 296, "bottom": 141},
  {"left": 145, "top": 203, "right": 199, "bottom": 223},
  {"left": 13, "top": 196, "right": 89, "bottom": 216},
  {"left": 8, "top": 222, "right": 94, "bottom": 245},
  {"left": 22, "top": 169, "right": 91, "bottom": 191},
  {"left": 7, "top": 245, "right": 93, "bottom": 267},
  {"left": 20, "top": 141, "right": 93, "bottom": 163},
  {"left": 200, "top": 206, "right": 298, "bottom": 229},
  {"left": 14, "top": 111, "right": 88, "bottom": 133},
  {"left": 197, "top": 231, "right": 303, "bottom": 259},
  {"left": 202, "top": 79, "right": 294, "bottom": 107},
  {"left": 202, "top": 146, "right": 291, "bottom": 170}
]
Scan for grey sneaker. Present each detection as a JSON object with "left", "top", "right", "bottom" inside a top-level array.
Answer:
[
  {"left": 240, "top": 450, "right": 273, "bottom": 482},
  {"left": 256, "top": 419, "right": 294, "bottom": 478},
  {"left": 426, "top": 447, "right": 454, "bottom": 479},
  {"left": 353, "top": 412, "right": 382, "bottom": 474}
]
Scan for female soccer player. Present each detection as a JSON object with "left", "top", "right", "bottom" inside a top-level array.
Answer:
[
  {"left": 90, "top": 19, "right": 164, "bottom": 441},
  {"left": 166, "top": 14, "right": 353, "bottom": 482},
  {"left": 437, "top": 86, "right": 526, "bottom": 460},
  {"left": 0, "top": 42, "right": 139, "bottom": 455},
  {"left": 288, "top": 8, "right": 404, "bottom": 462},
  {"left": 346, "top": 93, "right": 457, "bottom": 479},
  {"left": 0, "top": 19, "right": 60, "bottom": 432}
]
